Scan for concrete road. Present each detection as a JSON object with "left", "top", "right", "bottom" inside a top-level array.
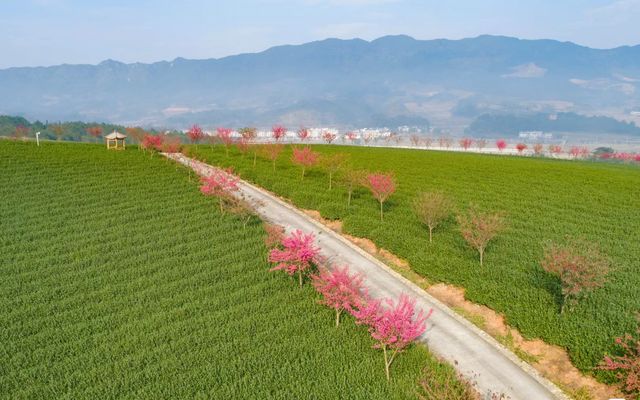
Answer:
[{"left": 168, "top": 153, "right": 568, "bottom": 400}]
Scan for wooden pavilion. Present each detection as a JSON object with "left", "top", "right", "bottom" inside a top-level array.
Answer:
[{"left": 105, "top": 131, "right": 127, "bottom": 150}]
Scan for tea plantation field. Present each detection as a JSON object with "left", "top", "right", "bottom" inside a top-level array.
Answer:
[
  {"left": 192, "top": 144, "right": 640, "bottom": 376},
  {"left": 0, "top": 141, "right": 465, "bottom": 399}
]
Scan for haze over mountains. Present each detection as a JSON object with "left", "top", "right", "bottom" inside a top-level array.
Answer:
[{"left": 1, "top": 34, "right": 639, "bottom": 135}]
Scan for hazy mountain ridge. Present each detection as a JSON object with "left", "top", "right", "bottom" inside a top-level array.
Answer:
[{"left": 1, "top": 35, "right": 639, "bottom": 131}]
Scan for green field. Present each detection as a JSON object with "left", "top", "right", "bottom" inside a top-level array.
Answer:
[
  {"left": 0, "top": 141, "right": 468, "bottom": 399},
  {"left": 191, "top": 143, "right": 640, "bottom": 376}
]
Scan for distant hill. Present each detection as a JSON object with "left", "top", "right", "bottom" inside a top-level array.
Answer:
[
  {"left": 0, "top": 35, "right": 639, "bottom": 131},
  {"left": 467, "top": 112, "right": 640, "bottom": 137}
]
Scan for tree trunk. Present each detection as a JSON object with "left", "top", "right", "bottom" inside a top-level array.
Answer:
[
  {"left": 479, "top": 248, "right": 484, "bottom": 266},
  {"left": 380, "top": 201, "right": 384, "bottom": 221},
  {"left": 272, "top": 159, "right": 276, "bottom": 172},
  {"left": 348, "top": 189, "right": 352, "bottom": 207},
  {"left": 298, "top": 270, "right": 303, "bottom": 287},
  {"left": 428, "top": 226, "right": 433, "bottom": 243},
  {"left": 329, "top": 173, "right": 333, "bottom": 190},
  {"left": 301, "top": 167, "right": 305, "bottom": 180},
  {"left": 383, "top": 345, "right": 390, "bottom": 381},
  {"left": 219, "top": 198, "right": 224, "bottom": 214},
  {"left": 335, "top": 309, "right": 341, "bottom": 327},
  {"left": 253, "top": 152, "right": 257, "bottom": 168}
]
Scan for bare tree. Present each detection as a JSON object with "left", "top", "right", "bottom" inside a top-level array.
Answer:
[
  {"left": 413, "top": 192, "right": 454, "bottom": 243},
  {"left": 457, "top": 205, "right": 506, "bottom": 266}
]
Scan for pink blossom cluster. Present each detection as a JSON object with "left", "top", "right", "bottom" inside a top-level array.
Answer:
[
  {"left": 187, "top": 124, "right": 204, "bottom": 144},
  {"left": 268, "top": 230, "right": 320, "bottom": 282},
  {"left": 600, "top": 152, "right": 640, "bottom": 162},
  {"left": 272, "top": 125, "right": 286, "bottom": 141},
  {"left": 322, "top": 131, "right": 337, "bottom": 144},
  {"left": 216, "top": 127, "right": 233, "bottom": 145},
  {"left": 199, "top": 168, "right": 239, "bottom": 197},
  {"left": 366, "top": 173, "right": 396, "bottom": 203},
  {"left": 142, "top": 134, "right": 163, "bottom": 151},
  {"left": 292, "top": 147, "right": 319, "bottom": 168}
]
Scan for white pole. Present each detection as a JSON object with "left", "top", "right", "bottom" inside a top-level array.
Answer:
[{"left": 36, "top": 131, "right": 41, "bottom": 146}]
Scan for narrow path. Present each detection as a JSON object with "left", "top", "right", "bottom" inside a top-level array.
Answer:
[{"left": 166, "top": 153, "right": 568, "bottom": 400}]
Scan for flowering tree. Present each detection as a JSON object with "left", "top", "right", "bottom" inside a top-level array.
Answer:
[
  {"left": 413, "top": 192, "right": 454, "bottom": 243},
  {"left": 496, "top": 139, "right": 507, "bottom": 152},
  {"left": 291, "top": 146, "right": 320, "bottom": 179},
  {"left": 598, "top": 326, "right": 640, "bottom": 396},
  {"left": 187, "top": 124, "right": 204, "bottom": 146},
  {"left": 142, "top": 134, "right": 163, "bottom": 155},
  {"left": 297, "top": 127, "right": 310, "bottom": 142},
  {"left": 345, "top": 131, "right": 357, "bottom": 143},
  {"left": 459, "top": 138, "right": 473, "bottom": 151},
  {"left": 541, "top": 237, "right": 610, "bottom": 314},
  {"left": 312, "top": 265, "right": 366, "bottom": 326},
  {"left": 569, "top": 146, "right": 581, "bottom": 158},
  {"left": 516, "top": 143, "right": 527, "bottom": 154},
  {"left": 533, "top": 143, "right": 544, "bottom": 156},
  {"left": 548, "top": 144, "right": 563, "bottom": 156},
  {"left": 86, "top": 126, "right": 103, "bottom": 143},
  {"left": 366, "top": 173, "right": 396, "bottom": 221},
  {"left": 579, "top": 147, "right": 590, "bottom": 158},
  {"left": 272, "top": 125, "right": 286, "bottom": 142},
  {"left": 200, "top": 168, "right": 240, "bottom": 213},
  {"left": 216, "top": 127, "right": 233, "bottom": 157},
  {"left": 260, "top": 143, "right": 284, "bottom": 171},
  {"left": 320, "top": 153, "right": 348, "bottom": 189},
  {"left": 353, "top": 294, "right": 431, "bottom": 381},
  {"left": 456, "top": 205, "right": 506, "bottom": 266},
  {"left": 238, "top": 127, "right": 259, "bottom": 166},
  {"left": 269, "top": 230, "right": 320, "bottom": 287},
  {"left": 476, "top": 139, "right": 487, "bottom": 151},
  {"left": 341, "top": 168, "right": 367, "bottom": 207},
  {"left": 322, "top": 131, "right": 337, "bottom": 144}
]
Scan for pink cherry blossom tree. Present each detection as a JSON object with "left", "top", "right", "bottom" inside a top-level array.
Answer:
[
  {"left": 292, "top": 146, "right": 320, "bottom": 179},
  {"left": 297, "top": 127, "right": 310, "bottom": 142},
  {"left": 352, "top": 294, "right": 431, "bottom": 381},
  {"left": 598, "top": 326, "right": 640, "bottom": 396},
  {"left": 366, "top": 173, "right": 396, "bottom": 221},
  {"left": 548, "top": 144, "right": 563, "bottom": 156},
  {"left": 476, "top": 139, "right": 487, "bottom": 151},
  {"left": 569, "top": 146, "right": 581, "bottom": 158},
  {"left": 236, "top": 137, "right": 250, "bottom": 158},
  {"left": 533, "top": 143, "right": 544, "bottom": 156},
  {"left": 459, "top": 138, "right": 473, "bottom": 151},
  {"left": 200, "top": 168, "right": 240, "bottom": 213},
  {"left": 272, "top": 125, "right": 286, "bottom": 142},
  {"left": 496, "top": 139, "right": 507, "bottom": 152},
  {"left": 322, "top": 131, "right": 337, "bottom": 144},
  {"left": 269, "top": 230, "right": 320, "bottom": 287},
  {"left": 187, "top": 124, "right": 204, "bottom": 147},
  {"left": 516, "top": 143, "right": 527, "bottom": 154},
  {"left": 142, "top": 134, "right": 163, "bottom": 156},
  {"left": 345, "top": 131, "right": 357, "bottom": 143},
  {"left": 216, "top": 127, "right": 233, "bottom": 157},
  {"left": 312, "top": 265, "right": 366, "bottom": 326}
]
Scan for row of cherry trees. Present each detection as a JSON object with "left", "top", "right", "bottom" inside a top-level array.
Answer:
[
  {"left": 192, "top": 163, "right": 430, "bottom": 381},
  {"left": 266, "top": 228, "right": 430, "bottom": 381}
]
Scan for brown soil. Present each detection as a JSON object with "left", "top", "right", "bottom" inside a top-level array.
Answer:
[{"left": 304, "top": 208, "right": 622, "bottom": 400}]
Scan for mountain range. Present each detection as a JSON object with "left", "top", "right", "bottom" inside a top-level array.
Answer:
[{"left": 1, "top": 35, "right": 639, "bottom": 134}]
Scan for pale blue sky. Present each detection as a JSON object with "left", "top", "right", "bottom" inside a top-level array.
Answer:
[{"left": 1, "top": 0, "right": 639, "bottom": 68}]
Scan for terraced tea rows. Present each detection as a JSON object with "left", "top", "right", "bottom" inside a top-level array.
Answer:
[
  {"left": 191, "top": 143, "right": 640, "bottom": 377},
  {"left": 0, "top": 141, "right": 466, "bottom": 399}
]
